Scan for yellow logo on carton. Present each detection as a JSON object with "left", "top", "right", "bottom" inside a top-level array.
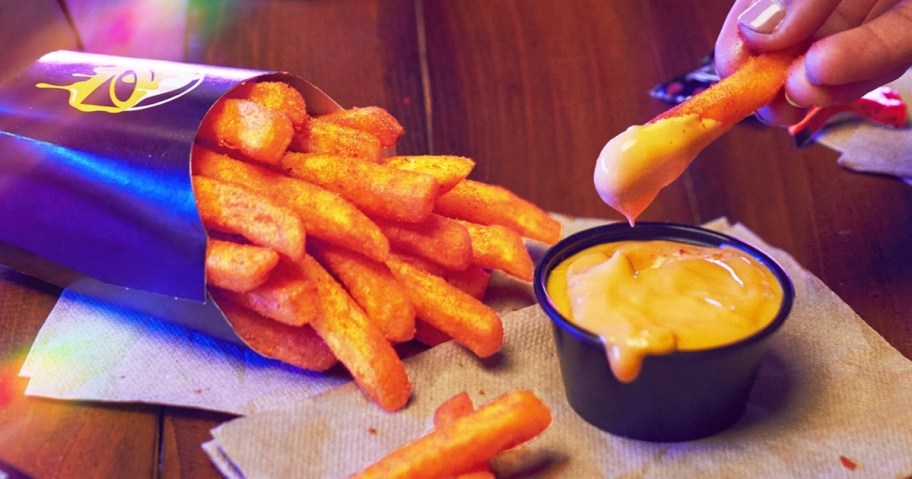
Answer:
[{"left": 36, "top": 66, "right": 204, "bottom": 113}]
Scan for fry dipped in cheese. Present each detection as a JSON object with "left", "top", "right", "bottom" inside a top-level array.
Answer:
[{"left": 595, "top": 50, "right": 798, "bottom": 224}]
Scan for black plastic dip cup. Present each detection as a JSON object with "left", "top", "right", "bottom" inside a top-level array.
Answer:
[{"left": 533, "top": 222, "right": 794, "bottom": 442}]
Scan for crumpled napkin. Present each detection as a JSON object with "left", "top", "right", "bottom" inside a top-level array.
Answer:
[
  {"left": 815, "top": 70, "right": 912, "bottom": 183},
  {"left": 18, "top": 289, "right": 348, "bottom": 415},
  {"left": 203, "top": 220, "right": 912, "bottom": 479}
]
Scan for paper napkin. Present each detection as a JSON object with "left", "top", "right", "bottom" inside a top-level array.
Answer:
[
  {"left": 816, "top": 70, "right": 912, "bottom": 184},
  {"left": 203, "top": 220, "right": 912, "bottom": 479}
]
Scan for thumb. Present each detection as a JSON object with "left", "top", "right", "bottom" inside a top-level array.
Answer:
[{"left": 737, "top": 0, "right": 842, "bottom": 51}]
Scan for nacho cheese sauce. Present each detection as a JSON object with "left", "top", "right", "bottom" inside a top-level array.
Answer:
[
  {"left": 546, "top": 240, "right": 782, "bottom": 383},
  {"left": 594, "top": 115, "right": 728, "bottom": 225}
]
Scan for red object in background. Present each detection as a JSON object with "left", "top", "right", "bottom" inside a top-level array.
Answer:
[
  {"left": 839, "top": 455, "right": 858, "bottom": 471},
  {"left": 789, "top": 87, "right": 908, "bottom": 147}
]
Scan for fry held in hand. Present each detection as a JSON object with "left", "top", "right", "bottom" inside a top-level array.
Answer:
[
  {"left": 595, "top": 50, "right": 798, "bottom": 224},
  {"left": 192, "top": 175, "right": 304, "bottom": 261},
  {"left": 353, "top": 390, "right": 552, "bottom": 479}
]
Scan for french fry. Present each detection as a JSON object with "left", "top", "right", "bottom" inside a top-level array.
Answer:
[
  {"left": 281, "top": 152, "right": 440, "bottom": 223},
  {"left": 386, "top": 255, "right": 502, "bottom": 358},
  {"left": 197, "top": 98, "right": 293, "bottom": 165},
  {"left": 319, "top": 106, "right": 404, "bottom": 148},
  {"left": 299, "top": 255, "right": 412, "bottom": 411},
  {"left": 434, "top": 391, "right": 477, "bottom": 428},
  {"left": 651, "top": 51, "right": 796, "bottom": 127},
  {"left": 193, "top": 146, "right": 389, "bottom": 262},
  {"left": 374, "top": 214, "right": 472, "bottom": 272},
  {"left": 597, "top": 51, "right": 799, "bottom": 223},
  {"left": 205, "top": 238, "right": 279, "bottom": 292},
  {"left": 435, "top": 179, "right": 562, "bottom": 244},
  {"left": 309, "top": 239, "right": 415, "bottom": 343},
  {"left": 459, "top": 220, "right": 534, "bottom": 281},
  {"left": 211, "top": 291, "right": 337, "bottom": 371},
  {"left": 446, "top": 266, "right": 490, "bottom": 301},
  {"left": 230, "top": 260, "right": 320, "bottom": 326},
  {"left": 289, "top": 117, "right": 382, "bottom": 161},
  {"left": 412, "top": 266, "right": 490, "bottom": 348},
  {"left": 228, "top": 81, "right": 309, "bottom": 130},
  {"left": 433, "top": 392, "right": 496, "bottom": 479},
  {"left": 352, "top": 390, "right": 552, "bottom": 479},
  {"left": 192, "top": 175, "right": 305, "bottom": 261},
  {"left": 388, "top": 252, "right": 447, "bottom": 278},
  {"left": 381, "top": 155, "right": 474, "bottom": 193}
]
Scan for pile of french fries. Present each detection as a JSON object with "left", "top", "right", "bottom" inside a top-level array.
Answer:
[{"left": 193, "top": 80, "right": 561, "bottom": 411}]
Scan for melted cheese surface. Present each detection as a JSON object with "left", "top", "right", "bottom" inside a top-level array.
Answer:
[{"left": 546, "top": 240, "right": 782, "bottom": 383}]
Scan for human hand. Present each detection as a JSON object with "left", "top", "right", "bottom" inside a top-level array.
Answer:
[{"left": 715, "top": 0, "right": 912, "bottom": 125}]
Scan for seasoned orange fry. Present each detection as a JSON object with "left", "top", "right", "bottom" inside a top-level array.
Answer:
[
  {"left": 231, "top": 260, "right": 319, "bottom": 326},
  {"left": 446, "top": 266, "right": 490, "bottom": 301},
  {"left": 409, "top": 265, "right": 490, "bottom": 347},
  {"left": 212, "top": 291, "right": 337, "bottom": 371},
  {"left": 381, "top": 155, "right": 475, "bottom": 193},
  {"left": 374, "top": 214, "right": 472, "bottom": 272},
  {"left": 595, "top": 50, "right": 799, "bottom": 225},
  {"left": 434, "top": 391, "right": 476, "bottom": 428},
  {"left": 353, "top": 390, "right": 552, "bottom": 479},
  {"left": 282, "top": 152, "right": 440, "bottom": 223},
  {"left": 192, "top": 175, "right": 304, "bottom": 261},
  {"left": 413, "top": 319, "right": 451, "bottom": 347},
  {"left": 309, "top": 239, "right": 415, "bottom": 343},
  {"left": 433, "top": 393, "right": 497, "bottom": 479},
  {"left": 387, "top": 255, "right": 502, "bottom": 358},
  {"left": 436, "top": 179, "right": 561, "bottom": 244},
  {"left": 228, "top": 81, "right": 309, "bottom": 130},
  {"left": 651, "top": 51, "right": 796, "bottom": 126},
  {"left": 319, "top": 106, "right": 404, "bottom": 148},
  {"left": 459, "top": 220, "right": 534, "bottom": 281},
  {"left": 197, "top": 98, "right": 293, "bottom": 165},
  {"left": 205, "top": 238, "right": 279, "bottom": 292},
  {"left": 299, "top": 255, "right": 412, "bottom": 411},
  {"left": 193, "top": 146, "right": 389, "bottom": 261},
  {"left": 289, "top": 117, "right": 382, "bottom": 161},
  {"left": 389, "top": 252, "right": 447, "bottom": 278}
]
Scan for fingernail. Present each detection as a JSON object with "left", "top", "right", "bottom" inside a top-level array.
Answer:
[
  {"left": 738, "top": 0, "right": 786, "bottom": 34},
  {"left": 784, "top": 91, "right": 806, "bottom": 108}
]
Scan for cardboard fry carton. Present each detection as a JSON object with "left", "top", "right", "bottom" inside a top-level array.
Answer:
[{"left": 0, "top": 50, "right": 340, "bottom": 348}]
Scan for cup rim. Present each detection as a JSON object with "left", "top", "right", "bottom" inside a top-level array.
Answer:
[{"left": 533, "top": 221, "right": 795, "bottom": 360}]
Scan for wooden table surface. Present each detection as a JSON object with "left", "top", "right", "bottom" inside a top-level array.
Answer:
[{"left": 1, "top": 1, "right": 910, "bottom": 477}]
